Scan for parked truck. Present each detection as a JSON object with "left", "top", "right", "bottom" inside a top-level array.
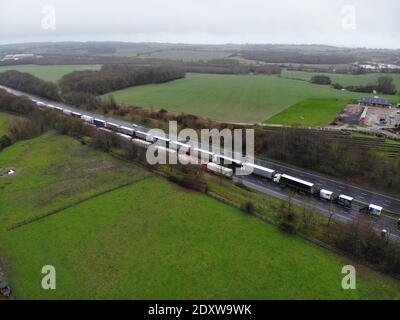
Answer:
[
  {"left": 93, "top": 118, "right": 106, "bottom": 127},
  {"left": 242, "top": 162, "right": 275, "bottom": 179},
  {"left": 319, "top": 189, "right": 335, "bottom": 201},
  {"left": 359, "top": 204, "right": 383, "bottom": 217},
  {"left": 207, "top": 162, "right": 233, "bottom": 178},
  {"left": 274, "top": 173, "right": 317, "bottom": 194},
  {"left": 336, "top": 194, "right": 353, "bottom": 208}
]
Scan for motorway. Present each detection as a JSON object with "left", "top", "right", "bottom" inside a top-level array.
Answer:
[{"left": 1, "top": 84, "right": 400, "bottom": 239}]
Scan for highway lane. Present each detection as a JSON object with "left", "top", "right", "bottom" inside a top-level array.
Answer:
[
  {"left": 2, "top": 85, "right": 400, "bottom": 236},
  {"left": 235, "top": 175, "right": 400, "bottom": 240},
  {"left": 252, "top": 157, "right": 400, "bottom": 215}
]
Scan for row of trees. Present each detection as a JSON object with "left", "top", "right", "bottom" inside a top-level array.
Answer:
[
  {"left": 255, "top": 128, "right": 400, "bottom": 194},
  {"left": 310, "top": 74, "right": 397, "bottom": 95},
  {"left": 59, "top": 64, "right": 185, "bottom": 95},
  {"left": 242, "top": 50, "right": 357, "bottom": 64},
  {"left": 0, "top": 70, "right": 61, "bottom": 101},
  {"left": 345, "top": 76, "right": 397, "bottom": 95},
  {"left": 276, "top": 192, "right": 400, "bottom": 275}
]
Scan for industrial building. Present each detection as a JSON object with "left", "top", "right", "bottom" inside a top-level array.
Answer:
[{"left": 359, "top": 96, "right": 392, "bottom": 108}]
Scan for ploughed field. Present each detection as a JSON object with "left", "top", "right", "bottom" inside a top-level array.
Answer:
[
  {"left": 106, "top": 73, "right": 385, "bottom": 123},
  {"left": 0, "top": 128, "right": 399, "bottom": 299}
]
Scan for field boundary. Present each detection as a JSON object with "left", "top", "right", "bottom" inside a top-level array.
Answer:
[{"left": 6, "top": 175, "right": 154, "bottom": 231}]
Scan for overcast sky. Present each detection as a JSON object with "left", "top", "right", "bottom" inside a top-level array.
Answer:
[{"left": 0, "top": 0, "right": 399, "bottom": 49}]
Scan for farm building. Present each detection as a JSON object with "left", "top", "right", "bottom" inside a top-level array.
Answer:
[{"left": 359, "top": 96, "right": 392, "bottom": 108}]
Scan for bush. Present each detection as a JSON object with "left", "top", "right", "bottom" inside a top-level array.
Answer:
[
  {"left": 0, "top": 134, "right": 12, "bottom": 151},
  {"left": 0, "top": 70, "right": 60, "bottom": 101},
  {"left": 241, "top": 201, "right": 255, "bottom": 214},
  {"left": 310, "top": 75, "right": 332, "bottom": 85},
  {"left": 7, "top": 118, "right": 43, "bottom": 141}
]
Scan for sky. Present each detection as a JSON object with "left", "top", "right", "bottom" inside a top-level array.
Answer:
[{"left": 0, "top": 0, "right": 399, "bottom": 49}]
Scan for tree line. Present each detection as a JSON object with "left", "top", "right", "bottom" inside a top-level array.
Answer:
[
  {"left": 241, "top": 50, "right": 357, "bottom": 64},
  {"left": 0, "top": 70, "right": 61, "bottom": 101},
  {"left": 59, "top": 64, "right": 186, "bottom": 95},
  {"left": 310, "top": 74, "right": 397, "bottom": 95},
  {"left": 255, "top": 127, "right": 400, "bottom": 194}
]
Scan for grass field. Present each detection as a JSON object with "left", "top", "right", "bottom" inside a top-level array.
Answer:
[
  {"left": 0, "top": 132, "right": 149, "bottom": 227},
  {"left": 108, "top": 73, "right": 396, "bottom": 123},
  {"left": 265, "top": 98, "right": 349, "bottom": 126},
  {"left": 0, "top": 64, "right": 101, "bottom": 82},
  {"left": 282, "top": 69, "right": 400, "bottom": 91},
  {"left": 1, "top": 132, "right": 400, "bottom": 299}
]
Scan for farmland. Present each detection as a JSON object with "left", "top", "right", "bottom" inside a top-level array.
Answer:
[
  {"left": 282, "top": 69, "right": 400, "bottom": 90},
  {"left": 265, "top": 98, "right": 349, "bottom": 126},
  {"left": 0, "top": 131, "right": 400, "bottom": 299},
  {"left": 138, "top": 49, "right": 231, "bottom": 61},
  {"left": 108, "top": 73, "right": 395, "bottom": 123},
  {"left": 0, "top": 64, "right": 101, "bottom": 82}
]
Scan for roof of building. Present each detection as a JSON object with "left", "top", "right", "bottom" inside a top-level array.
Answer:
[{"left": 360, "top": 96, "right": 392, "bottom": 106}]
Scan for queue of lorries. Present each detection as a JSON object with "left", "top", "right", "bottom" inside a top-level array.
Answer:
[{"left": 35, "top": 99, "right": 383, "bottom": 217}]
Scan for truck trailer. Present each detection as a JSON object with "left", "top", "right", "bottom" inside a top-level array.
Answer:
[
  {"left": 135, "top": 130, "right": 154, "bottom": 142},
  {"left": 106, "top": 122, "right": 120, "bottom": 132},
  {"left": 132, "top": 138, "right": 152, "bottom": 149},
  {"left": 274, "top": 174, "right": 316, "bottom": 194},
  {"left": 320, "top": 189, "right": 334, "bottom": 201},
  {"left": 359, "top": 204, "right": 383, "bottom": 217},
  {"left": 242, "top": 162, "right": 275, "bottom": 179},
  {"left": 336, "top": 194, "right": 353, "bottom": 208},
  {"left": 93, "top": 118, "right": 106, "bottom": 127},
  {"left": 119, "top": 126, "right": 135, "bottom": 136},
  {"left": 212, "top": 154, "right": 243, "bottom": 168},
  {"left": 207, "top": 162, "right": 233, "bottom": 178},
  {"left": 81, "top": 115, "right": 94, "bottom": 123}
]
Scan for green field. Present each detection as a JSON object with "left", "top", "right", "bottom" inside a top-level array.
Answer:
[
  {"left": 0, "top": 132, "right": 149, "bottom": 227},
  {"left": 282, "top": 69, "right": 400, "bottom": 91},
  {"left": 1, "top": 132, "right": 400, "bottom": 299},
  {"left": 0, "top": 64, "right": 101, "bottom": 82},
  {"left": 265, "top": 98, "right": 349, "bottom": 126},
  {"left": 108, "top": 73, "right": 396, "bottom": 123}
]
